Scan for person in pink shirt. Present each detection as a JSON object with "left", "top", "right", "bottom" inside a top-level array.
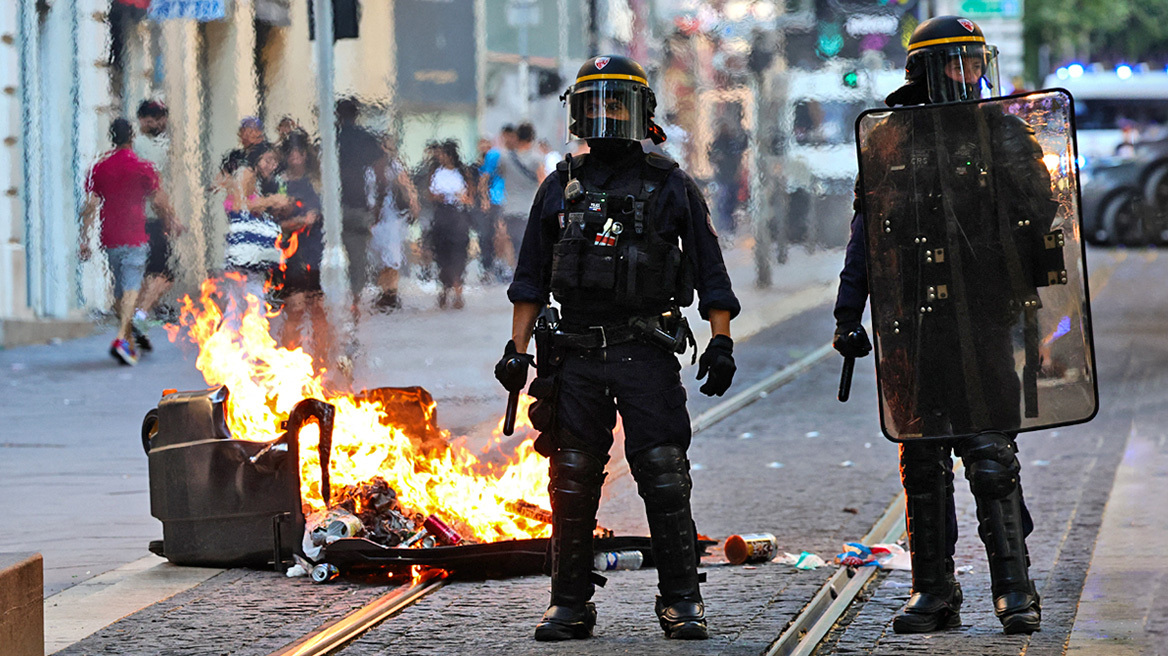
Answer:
[{"left": 80, "top": 118, "right": 179, "bottom": 365}]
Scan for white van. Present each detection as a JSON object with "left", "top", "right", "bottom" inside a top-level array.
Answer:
[{"left": 1042, "top": 66, "right": 1168, "bottom": 166}]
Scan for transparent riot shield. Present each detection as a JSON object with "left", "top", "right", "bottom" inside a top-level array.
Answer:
[{"left": 856, "top": 89, "right": 1097, "bottom": 442}]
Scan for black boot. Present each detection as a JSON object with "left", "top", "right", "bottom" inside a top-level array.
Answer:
[
  {"left": 963, "top": 433, "right": 1041, "bottom": 635},
  {"left": 893, "top": 443, "right": 962, "bottom": 634},
  {"left": 632, "top": 445, "right": 709, "bottom": 640},
  {"left": 534, "top": 449, "right": 606, "bottom": 641}
]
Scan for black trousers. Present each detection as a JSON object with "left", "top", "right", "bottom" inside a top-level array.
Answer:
[
  {"left": 900, "top": 435, "right": 1034, "bottom": 558},
  {"left": 551, "top": 341, "right": 691, "bottom": 463}
]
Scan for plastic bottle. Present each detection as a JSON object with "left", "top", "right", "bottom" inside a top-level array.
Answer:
[{"left": 593, "top": 550, "right": 644, "bottom": 571}]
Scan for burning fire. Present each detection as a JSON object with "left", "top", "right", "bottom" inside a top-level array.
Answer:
[{"left": 166, "top": 275, "right": 551, "bottom": 542}]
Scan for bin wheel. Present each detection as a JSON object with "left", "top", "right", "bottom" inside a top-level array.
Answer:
[{"left": 142, "top": 408, "right": 159, "bottom": 455}]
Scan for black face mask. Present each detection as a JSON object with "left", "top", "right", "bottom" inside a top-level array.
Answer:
[{"left": 587, "top": 139, "right": 640, "bottom": 163}]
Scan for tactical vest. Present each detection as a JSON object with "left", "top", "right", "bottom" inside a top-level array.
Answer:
[{"left": 549, "top": 153, "right": 695, "bottom": 315}]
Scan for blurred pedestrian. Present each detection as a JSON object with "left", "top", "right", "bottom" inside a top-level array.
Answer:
[
  {"left": 493, "top": 122, "right": 545, "bottom": 266},
  {"left": 538, "top": 139, "right": 561, "bottom": 177},
  {"left": 276, "top": 133, "right": 331, "bottom": 362},
  {"left": 80, "top": 118, "right": 178, "bottom": 366},
  {"left": 427, "top": 140, "right": 474, "bottom": 309},
  {"left": 132, "top": 99, "right": 177, "bottom": 346},
  {"left": 709, "top": 110, "right": 748, "bottom": 234},
  {"left": 369, "top": 134, "right": 420, "bottom": 312},
  {"left": 222, "top": 143, "right": 283, "bottom": 301},
  {"left": 219, "top": 116, "right": 269, "bottom": 179},
  {"left": 276, "top": 115, "right": 302, "bottom": 146},
  {"left": 477, "top": 125, "right": 515, "bottom": 280},
  {"left": 336, "top": 97, "right": 388, "bottom": 308}
]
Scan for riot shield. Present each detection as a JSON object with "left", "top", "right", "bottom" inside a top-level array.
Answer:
[{"left": 856, "top": 89, "right": 1097, "bottom": 442}]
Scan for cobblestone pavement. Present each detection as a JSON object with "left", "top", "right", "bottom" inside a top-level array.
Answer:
[
  {"left": 820, "top": 248, "right": 1164, "bottom": 655},
  {"left": 58, "top": 301, "right": 904, "bottom": 655},
  {"left": 39, "top": 248, "right": 1168, "bottom": 655}
]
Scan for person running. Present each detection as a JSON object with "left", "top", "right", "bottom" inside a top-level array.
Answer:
[
  {"left": 131, "top": 99, "right": 175, "bottom": 349},
  {"left": 80, "top": 118, "right": 178, "bottom": 365}
]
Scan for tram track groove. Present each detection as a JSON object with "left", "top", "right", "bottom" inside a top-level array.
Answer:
[{"left": 267, "top": 569, "right": 448, "bottom": 656}]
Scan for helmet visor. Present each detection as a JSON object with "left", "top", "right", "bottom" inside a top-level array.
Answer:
[
  {"left": 565, "top": 80, "right": 647, "bottom": 142},
  {"left": 919, "top": 43, "right": 1001, "bottom": 103}
]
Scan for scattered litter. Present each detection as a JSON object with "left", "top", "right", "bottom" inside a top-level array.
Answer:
[
  {"left": 883, "top": 578, "right": 912, "bottom": 588},
  {"left": 692, "top": 463, "right": 706, "bottom": 471},
  {"left": 955, "top": 565, "right": 974, "bottom": 575},
  {"left": 725, "top": 533, "right": 778, "bottom": 564},
  {"left": 840, "top": 460, "right": 855, "bottom": 468},
  {"left": 775, "top": 551, "right": 827, "bottom": 570},
  {"left": 1031, "top": 460, "right": 1050, "bottom": 467},
  {"left": 758, "top": 391, "right": 768, "bottom": 398},
  {"left": 835, "top": 542, "right": 911, "bottom": 570},
  {"left": 767, "top": 461, "right": 784, "bottom": 469},
  {"left": 739, "top": 432, "right": 754, "bottom": 440},
  {"left": 286, "top": 555, "right": 314, "bottom": 577},
  {"left": 864, "top": 442, "right": 872, "bottom": 449},
  {"left": 742, "top": 565, "right": 757, "bottom": 570},
  {"left": 805, "top": 431, "right": 820, "bottom": 438},
  {"left": 842, "top": 507, "right": 859, "bottom": 514}
]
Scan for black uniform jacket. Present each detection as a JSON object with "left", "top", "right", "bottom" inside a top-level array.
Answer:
[{"left": 508, "top": 145, "right": 740, "bottom": 327}]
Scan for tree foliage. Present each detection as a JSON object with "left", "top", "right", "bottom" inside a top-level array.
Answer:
[{"left": 1023, "top": 0, "right": 1168, "bottom": 82}]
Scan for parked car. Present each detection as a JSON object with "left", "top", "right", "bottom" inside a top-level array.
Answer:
[{"left": 1080, "top": 138, "right": 1168, "bottom": 245}]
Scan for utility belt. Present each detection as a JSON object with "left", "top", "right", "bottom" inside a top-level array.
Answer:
[{"left": 549, "top": 311, "right": 697, "bottom": 360}]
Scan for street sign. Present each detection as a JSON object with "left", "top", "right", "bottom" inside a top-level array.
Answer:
[
  {"left": 959, "top": 0, "right": 1022, "bottom": 18},
  {"left": 147, "top": 0, "right": 226, "bottom": 21}
]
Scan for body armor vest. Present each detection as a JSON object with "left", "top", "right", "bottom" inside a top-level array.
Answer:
[{"left": 549, "top": 153, "right": 694, "bottom": 315}]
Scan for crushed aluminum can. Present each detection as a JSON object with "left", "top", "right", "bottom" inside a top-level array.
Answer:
[
  {"left": 725, "top": 533, "right": 778, "bottom": 565},
  {"left": 311, "top": 563, "right": 340, "bottom": 583},
  {"left": 423, "top": 514, "right": 463, "bottom": 546}
]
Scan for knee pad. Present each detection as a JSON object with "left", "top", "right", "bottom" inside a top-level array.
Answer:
[
  {"left": 961, "top": 434, "right": 1020, "bottom": 500},
  {"left": 630, "top": 445, "right": 692, "bottom": 513},
  {"left": 900, "top": 443, "right": 951, "bottom": 495},
  {"left": 549, "top": 449, "right": 606, "bottom": 513}
]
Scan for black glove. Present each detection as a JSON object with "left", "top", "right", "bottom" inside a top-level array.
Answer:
[
  {"left": 833, "top": 324, "right": 872, "bottom": 359},
  {"left": 697, "top": 335, "right": 736, "bottom": 397},
  {"left": 494, "top": 340, "right": 535, "bottom": 392}
]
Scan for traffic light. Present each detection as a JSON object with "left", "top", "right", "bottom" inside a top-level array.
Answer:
[
  {"left": 816, "top": 22, "right": 844, "bottom": 59},
  {"left": 842, "top": 69, "right": 859, "bottom": 88}
]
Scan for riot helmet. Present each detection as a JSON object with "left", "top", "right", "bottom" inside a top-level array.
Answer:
[
  {"left": 905, "top": 16, "right": 1001, "bottom": 104},
  {"left": 563, "top": 55, "right": 663, "bottom": 143}
]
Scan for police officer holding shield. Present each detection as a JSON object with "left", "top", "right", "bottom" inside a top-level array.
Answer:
[
  {"left": 835, "top": 16, "right": 1097, "bottom": 635},
  {"left": 495, "top": 55, "right": 739, "bottom": 641}
]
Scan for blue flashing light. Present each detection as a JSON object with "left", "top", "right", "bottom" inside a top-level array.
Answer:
[
  {"left": 1068, "top": 63, "right": 1084, "bottom": 78},
  {"left": 1055, "top": 66, "right": 1069, "bottom": 80},
  {"left": 1117, "top": 64, "right": 1133, "bottom": 79}
]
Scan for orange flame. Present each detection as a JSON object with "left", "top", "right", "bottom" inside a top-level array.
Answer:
[{"left": 167, "top": 275, "right": 551, "bottom": 542}]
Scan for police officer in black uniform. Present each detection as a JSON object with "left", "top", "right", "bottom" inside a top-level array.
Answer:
[
  {"left": 835, "top": 17, "right": 1045, "bottom": 635},
  {"left": 495, "top": 55, "right": 739, "bottom": 641}
]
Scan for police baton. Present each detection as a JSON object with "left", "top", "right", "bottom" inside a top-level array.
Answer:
[
  {"left": 503, "top": 389, "right": 520, "bottom": 436},
  {"left": 838, "top": 356, "right": 855, "bottom": 403}
]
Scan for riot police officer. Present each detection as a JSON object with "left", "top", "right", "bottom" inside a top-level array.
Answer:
[
  {"left": 835, "top": 17, "right": 1055, "bottom": 635},
  {"left": 495, "top": 55, "right": 739, "bottom": 641}
]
